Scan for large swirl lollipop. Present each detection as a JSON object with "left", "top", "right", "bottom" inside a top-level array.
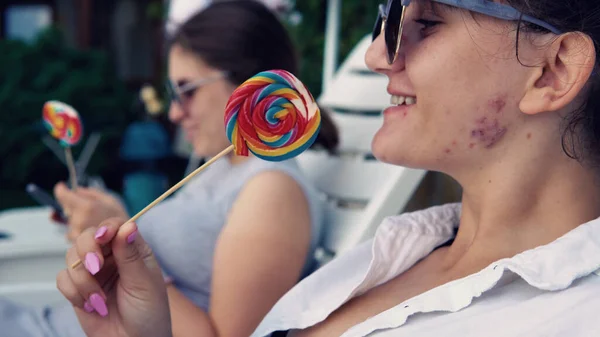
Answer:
[
  {"left": 71, "top": 69, "right": 321, "bottom": 268},
  {"left": 225, "top": 69, "right": 321, "bottom": 161},
  {"left": 43, "top": 100, "right": 84, "bottom": 189}
]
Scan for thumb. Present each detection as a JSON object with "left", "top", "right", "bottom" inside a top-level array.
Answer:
[
  {"left": 54, "top": 182, "right": 84, "bottom": 208},
  {"left": 77, "top": 187, "right": 117, "bottom": 205},
  {"left": 111, "top": 222, "right": 163, "bottom": 293}
]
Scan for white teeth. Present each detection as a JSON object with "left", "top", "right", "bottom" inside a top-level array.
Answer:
[
  {"left": 390, "top": 95, "right": 405, "bottom": 105},
  {"left": 390, "top": 95, "right": 416, "bottom": 106}
]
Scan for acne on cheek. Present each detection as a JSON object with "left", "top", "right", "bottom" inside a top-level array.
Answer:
[
  {"left": 469, "top": 96, "right": 509, "bottom": 149},
  {"left": 442, "top": 140, "right": 458, "bottom": 155},
  {"left": 488, "top": 97, "right": 506, "bottom": 114},
  {"left": 470, "top": 117, "right": 508, "bottom": 148}
]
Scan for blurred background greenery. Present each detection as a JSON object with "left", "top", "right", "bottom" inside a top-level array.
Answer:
[
  {"left": 0, "top": 27, "right": 135, "bottom": 209},
  {"left": 0, "top": 0, "right": 380, "bottom": 210},
  {"left": 286, "top": 0, "right": 379, "bottom": 98}
]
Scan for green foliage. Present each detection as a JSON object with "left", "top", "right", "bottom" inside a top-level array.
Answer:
[
  {"left": 286, "top": 0, "right": 380, "bottom": 97},
  {"left": 0, "top": 27, "right": 134, "bottom": 209}
]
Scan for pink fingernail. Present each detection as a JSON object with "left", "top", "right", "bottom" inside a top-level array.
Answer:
[
  {"left": 89, "top": 293, "right": 108, "bottom": 317},
  {"left": 84, "top": 252, "right": 101, "bottom": 275},
  {"left": 83, "top": 301, "right": 94, "bottom": 313},
  {"left": 126, "top": 230, "right": 137, "bottom": 244},
  {"left": 94, "top": 226, "right": 107, "bottom": 239}
]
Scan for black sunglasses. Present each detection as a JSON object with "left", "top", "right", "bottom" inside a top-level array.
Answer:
[
  {"left": 372, "top": 0, "right": 562, "bottom": 65},
  {"left": 372, "top": 0, "right": 408, "bottom": 65}
]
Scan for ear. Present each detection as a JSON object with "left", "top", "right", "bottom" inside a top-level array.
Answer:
[{"left": 520, "top": 32, "right": 596, "bottom": 115}]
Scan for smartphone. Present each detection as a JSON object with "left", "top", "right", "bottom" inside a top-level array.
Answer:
[{"left": 25, "top": 183, "right": 66, "bottom": 222}]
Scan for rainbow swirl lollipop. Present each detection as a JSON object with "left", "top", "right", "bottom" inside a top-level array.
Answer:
[
  {"left": 224, "top": 69, "right": 321, "bottom": 162},
  {"left": 42, "top": 100, "right": 83, "bottom": 147}
]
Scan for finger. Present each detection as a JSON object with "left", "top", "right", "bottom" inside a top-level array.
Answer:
[
  {"left": 75, "top": 228, "right": 104, "bottom": 276},
  {"left": 66, "top": 228, "right": 81, "bottom": 243},
  {"left": 76, "top": 187, "right": 112, "bottom": 203},
  {"left": 111, "top": 222, "right": 164, "bottom": 290},
  {"left": 54, "top": 182, "right": 83, "bottom": 209},
  {"left": 65, "top": 247, "right": 109, "bottom": 317},
  {"left": 74, "top": 218, "right": 123, "bottom": 274},
  {"left": 90, "top": 217, "right": 124, "bottom": 246},
  {"left": 56, "top": 269, "right": 91, "bottom": 312},
  {"left": 94, "top": 255, "right": 118, "bottom": 289}
]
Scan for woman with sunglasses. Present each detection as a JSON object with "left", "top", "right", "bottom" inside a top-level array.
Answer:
[
  {"left": 2, "top": 2, "right": 339, "bottom": 337},
  {"left": 55, "top": 0, "right": 600, "bottom": 336}
]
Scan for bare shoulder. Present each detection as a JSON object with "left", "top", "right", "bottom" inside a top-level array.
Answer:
[
  {"left": 237, "top": 169, "right": 308, "bottom": 208},
  {"left": 244, "top": 169, "right": 305, "bottom": 194},
  {"left": 225, "top": 169, "right": 311, "bottom": 238}
]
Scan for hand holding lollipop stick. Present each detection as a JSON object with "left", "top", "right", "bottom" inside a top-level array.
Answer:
[
  {"left": 43, "top": 101, "right": 83, "bottom": 190},
  {"left": 71, "top": 69, "right": 321, "bottom": 269}
]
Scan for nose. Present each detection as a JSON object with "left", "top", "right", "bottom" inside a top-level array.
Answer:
[
  {"left": 366, "top": 33, "right": 389, "bottom": 74},
  {"left": 168, "top": 102, "right": 185, "bottom": 124},
  {"left": 365, "top": 32, "right": 407, "bottom": 76}
]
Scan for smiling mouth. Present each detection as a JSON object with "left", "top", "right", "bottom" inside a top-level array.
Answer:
[{"left": 390, "top": 95, "right": 417, "bottom": 106}]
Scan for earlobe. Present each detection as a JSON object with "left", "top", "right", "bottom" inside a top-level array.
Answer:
[{"left": 519, "top": 32, "right": 596, "bottom": 116}]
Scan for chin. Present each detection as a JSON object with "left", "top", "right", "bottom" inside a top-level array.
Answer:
[
  {"left": 372, "top": 134, "right": 407, "bottom": 166},
  {"left": 191, "top": 144, "right": 209, "bottom": 158},
  {"left": 371, "top": 131, "right": 432, "bottom": 170},
  {"left": 193, "top": 142, "right": 231, "bottom": 158}
]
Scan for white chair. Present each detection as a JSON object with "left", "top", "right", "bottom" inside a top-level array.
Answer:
[
  {"left": 0, "top": 282, "right": 68, "bottom": 309},
  {"left": 0, "top": 206, "right": 70, "bottom": 307},
  {"left": 319, "top": 34, "right": 389, "bottom": 154},
  {"left": 298, "top": 150, "right": 425, "bottom": 267},
  {"left": 300, "top": 34, "right": 427, "bottom": 266}
]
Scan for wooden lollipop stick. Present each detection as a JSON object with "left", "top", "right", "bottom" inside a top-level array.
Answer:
[
  {"left": 64, "top": 147, "right": 78, "bottom": 190},
  {"left": 70, "top": 145, "right": 234, "bottom": 269}
]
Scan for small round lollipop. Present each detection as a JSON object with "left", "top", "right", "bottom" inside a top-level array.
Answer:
[
  {"left": 70, "top": 70, "right": 321, "bottom": 268},
  {"left": 42, "top": 100, "right": 83, "bottom": 189},
  {"left": 225, "top": 69, "right": 321, "bottom": 161},
  {"left": 43, "top": 101, "right": 83, "bottom": 147}
]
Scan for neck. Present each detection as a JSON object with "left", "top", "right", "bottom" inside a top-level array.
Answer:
[{"left": 441, "top": 151, "right": 600, "bottom": 274}]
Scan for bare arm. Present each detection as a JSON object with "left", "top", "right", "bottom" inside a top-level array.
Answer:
[
  {"left": 211, "top": 170, "right": 312, "bottom": 336},
  {"left": 167, "top": 170, "right": 313, "bottom": 337},
  {"left": 168, "top": 285, "right": 218, "bottom": 337}
]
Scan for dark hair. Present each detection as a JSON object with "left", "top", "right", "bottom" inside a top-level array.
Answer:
[
  {"left": 507, "top": 0, "right": 600, "bottom": 167},
  {"left": 169, "top": 0, "right": 339, "bottom": 153}
]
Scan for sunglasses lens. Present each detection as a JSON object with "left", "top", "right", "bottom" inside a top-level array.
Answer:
[
  {"left": 385, "top": 1, "right": 404, "bottom": 63},
  {"left": 372, "top": 13, "right": 383, "bottom": 42},
  {"left": 166, "top": 81, "right": 184, "bottom": 105}
]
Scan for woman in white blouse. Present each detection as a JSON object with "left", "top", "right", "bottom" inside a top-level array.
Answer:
[{"left": 55, "top": 0, "right": 600, "bottom": 336}]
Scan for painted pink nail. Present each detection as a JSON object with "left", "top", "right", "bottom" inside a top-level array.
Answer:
[
  {"left": 126, "top": 230, "right": 137, "bottom": 244},
  {"left": 89, "top": 293, "right": 108, "bottom": 317},
  {"left": 84, "top": 252, "right": 101, "bottom": 275},
  {"left": 94, "top": 226, "right": 108, "bottom": 239},
  {"left": 83, "top": 301, "right": 94, "bottom": 313}
]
